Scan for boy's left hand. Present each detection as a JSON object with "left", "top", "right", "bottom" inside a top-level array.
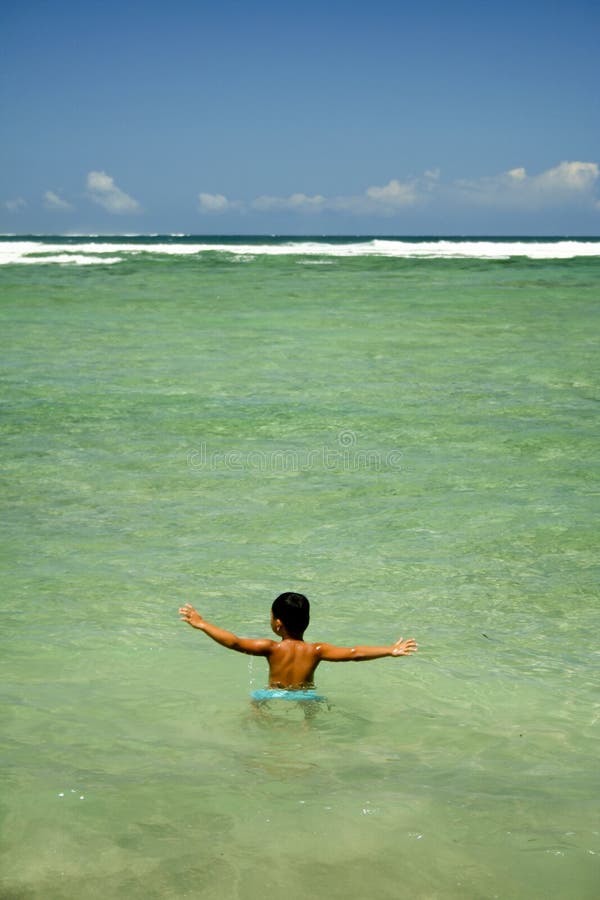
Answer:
[{"left": 179, "top": 603, "right": 204, "bottom": 629}]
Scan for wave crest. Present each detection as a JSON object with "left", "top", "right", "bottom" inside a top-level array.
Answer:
[{"left": 1, "top": 237, "right": 599, "bottom": 265}]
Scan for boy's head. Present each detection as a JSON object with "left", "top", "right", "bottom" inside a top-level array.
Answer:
[{"left": 271, "top": 592, "right": 310, "bottom": 637}]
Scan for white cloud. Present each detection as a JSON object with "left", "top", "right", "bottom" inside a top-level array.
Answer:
[
  {"left": 193, "top": 161, "right": 599, "bottom": 219},
  {"left": 4, "top": 197, "right": 27, "bottom": 212},
  {"left": 453, "top": 161, "right": 599, "bottom": 209},
  {"left": 251, "top": 178, "right": 429, "bottom": 216},
  {"left": 252, "top": 192, "right": 326, "bottom": 212},
  {"left": 198, "top": 192, "right": 233, "bottom": 212},
  {"left": 86, "top": 171, "right": 141, "bottom": 214},
  {"left": 533, "top": 160, "right": 597, "bottom": 193},
  {"left": 333, "top": 175, "right": 433, "bottom": 215},
  {"left": 44, "top": 190, "right": 73, "bottom": 211},
  {"left": 365, "top": 178, "right": 419, "bottom": 208},
  {"left": 288, "top": 192, "right": 326, "bottom": 210}
]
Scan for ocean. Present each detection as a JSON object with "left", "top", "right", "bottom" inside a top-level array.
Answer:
[{"left": 1, "top": 235, "right": 599, "bottom": 898}]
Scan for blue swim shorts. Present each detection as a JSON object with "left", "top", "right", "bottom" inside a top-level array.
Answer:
[{"left": 251, "top": 688, "right": 326, "bottom": 702}]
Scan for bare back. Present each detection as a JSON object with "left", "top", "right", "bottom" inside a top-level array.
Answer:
[{"left": 267, "top": 639, "right": 321, "bottom": 689}]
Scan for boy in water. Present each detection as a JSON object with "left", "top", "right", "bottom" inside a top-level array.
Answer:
[{"left": 179, "top": 592, "right": 417, "bottom": 702}]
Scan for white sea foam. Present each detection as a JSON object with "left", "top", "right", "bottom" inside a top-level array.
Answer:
[
  {"left": 7, "top": 248, "right": 124, "bottom": 265},
  {"left": 1, "top": 238, "right": 599, "bottom": 265}
]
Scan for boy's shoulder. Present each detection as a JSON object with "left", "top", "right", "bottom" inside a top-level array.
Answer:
[{"left": 271, "top": 638, "right": 322, "bottom": 654}]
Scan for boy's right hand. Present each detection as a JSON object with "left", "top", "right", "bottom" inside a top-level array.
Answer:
[
  {"left": 391, "top": 637, "right": 417, "bottom": 656},
  {"left": 179, "top": 603, "right": 204, "bottom": 629}
]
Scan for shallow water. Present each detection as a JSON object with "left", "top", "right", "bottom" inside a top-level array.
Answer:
[{"left": 1, "top": 238, "right": 599, "bottom": 898}]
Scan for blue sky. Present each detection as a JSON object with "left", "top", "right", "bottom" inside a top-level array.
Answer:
[{"left": 1, "top": 0, "right": 599, "bottom": 234}]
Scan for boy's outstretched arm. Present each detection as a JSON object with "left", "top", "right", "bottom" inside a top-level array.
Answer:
[
  {"left": 179, "top": 604, "right": 273, "bottom": 656},
  {"left": 317, "top": 636, "right": 417, "bottom": 662}
]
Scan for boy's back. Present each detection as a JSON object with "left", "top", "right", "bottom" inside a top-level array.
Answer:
[{"left": 266, "top": 638, "right": 322, "bottom": 688}]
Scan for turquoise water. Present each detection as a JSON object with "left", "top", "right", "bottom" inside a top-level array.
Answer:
[{"left": 1, "top": 237, "right": 599, "bottom": 898}]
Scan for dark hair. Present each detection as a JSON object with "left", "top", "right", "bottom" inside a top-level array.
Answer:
[{"left": 272, "top": 592, "right": 310, "bottom": 635}]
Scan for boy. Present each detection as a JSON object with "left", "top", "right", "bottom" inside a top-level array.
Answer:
[{"left": 179, "top": 591, "right": 417, "bottom": 702}]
